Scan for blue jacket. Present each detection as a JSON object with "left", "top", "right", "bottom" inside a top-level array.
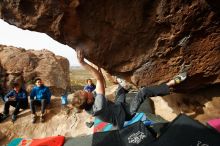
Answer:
[
  {"left": 30, "top": 85, "right": 51, "bottom": 104},
  {"left": 84, "top": 85, "right": 96, "bottom": 93},
  {"left": 4, "top": 89, "right": 28, "bottom": 104}
]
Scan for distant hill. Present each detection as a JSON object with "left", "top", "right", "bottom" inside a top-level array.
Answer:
[{"left": 70, "top": 66, "right": 84, "bottom": 70}]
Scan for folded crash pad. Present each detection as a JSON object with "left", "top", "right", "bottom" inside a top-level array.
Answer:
[
  {"left": 94, "top": 112, "right": 149, "bottom": 132},
  {"left": 94, "top": 112, "right": 167, "bottom": 133},
  {"left": 64, "top": 135, "right": 93, "bottom": 146},
  {"left": 149, "top": 114, "right": 220, "bottom": 146},
  {"left": 93, "top": 121, "right": 155, "bottom": 146},
  {"left": 207, "top": 118, "right": 220, "bottom": 133},
  {"left": 7, "top": 136, "right": 65, "bottom": 146}
]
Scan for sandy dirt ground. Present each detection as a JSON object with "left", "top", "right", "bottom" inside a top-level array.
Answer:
[{"left": 0, "top": 95, "right": 94, "bottom": 146}]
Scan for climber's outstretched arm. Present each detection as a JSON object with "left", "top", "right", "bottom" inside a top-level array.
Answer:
[{"left": 76, "top": 49, "right": 105, "bottom": 95}]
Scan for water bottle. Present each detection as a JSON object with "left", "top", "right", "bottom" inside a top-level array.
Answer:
[{"left": 61, "top": 95, "right": 68, "bottom": 105}]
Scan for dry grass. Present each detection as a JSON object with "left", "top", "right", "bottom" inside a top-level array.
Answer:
[
  {"left": 69, "top": 67, "right": 93, "bottom": 90},
  {"left": 69, "top": 67, "right": 113, "bottom": 91}
]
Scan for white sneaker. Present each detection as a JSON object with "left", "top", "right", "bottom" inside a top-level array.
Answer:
[
  {"left": 116, "top": 77, "right": 132, "bottom": 90},
  {"left": 173, "top": 72, "right": 187, "bottom": 84}
]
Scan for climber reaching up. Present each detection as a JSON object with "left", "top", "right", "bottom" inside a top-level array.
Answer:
[{"left": 72, "top": 48, "right": 187, "bottom": 129}]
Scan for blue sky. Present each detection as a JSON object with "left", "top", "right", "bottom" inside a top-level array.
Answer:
[{"left": 0, "top": 19, "right": 80, "bottom": 66}]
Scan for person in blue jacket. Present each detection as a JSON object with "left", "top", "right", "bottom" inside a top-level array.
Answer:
[
  {"left": 1, "top": 82, "right": 28, "bottom": 122},
  {"left": 84, "top": 79, "right": 96, "bottom": 93},
  {"left": 30, "top": 78, "right": 51, "bottom": 123}
]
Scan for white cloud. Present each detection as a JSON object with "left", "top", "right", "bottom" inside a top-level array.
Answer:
[{"left": 0, "top": 19, "right": 80, "bottom": 66}]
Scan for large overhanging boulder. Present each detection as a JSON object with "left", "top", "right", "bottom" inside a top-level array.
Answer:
[
  {"left": 0, "top": 0, "right": 219, "bottom": 91},
  {"left": 0, "top": 45, "right": 70, "bottom": 95}
]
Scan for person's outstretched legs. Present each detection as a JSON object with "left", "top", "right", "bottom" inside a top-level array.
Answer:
[
  {"left": 129, "top": 83, "right": 170, "bottom": 115},
  {"left": 129, "top": 72, "right": 187, "bottom": 115}
]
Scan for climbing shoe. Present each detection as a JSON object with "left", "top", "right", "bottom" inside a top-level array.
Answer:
[
  {"left": 173, "top": 72, "right": 187, "bottom": 84},
  {"left": 116, "top": 77, "right": 132, "bottom": 91}
]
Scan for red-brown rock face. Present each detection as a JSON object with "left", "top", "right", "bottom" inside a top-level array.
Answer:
[
  {"left": 0, "top": 45, "right": 70, "bottom": 95},
  {"left": 0, "top": 0, "right": 220, "bottom": 91}
]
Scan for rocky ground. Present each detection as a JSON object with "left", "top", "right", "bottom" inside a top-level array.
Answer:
[
  {"left": 152, "top": 84, "right": 220, "bottom": 122},
  {"left": 0, "top": 84, "right": 219, "bottom": 145}
]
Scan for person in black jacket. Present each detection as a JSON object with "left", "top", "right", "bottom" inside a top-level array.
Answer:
[{"left": 1, "top": 82, "right": 28, "bottom": 122}]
